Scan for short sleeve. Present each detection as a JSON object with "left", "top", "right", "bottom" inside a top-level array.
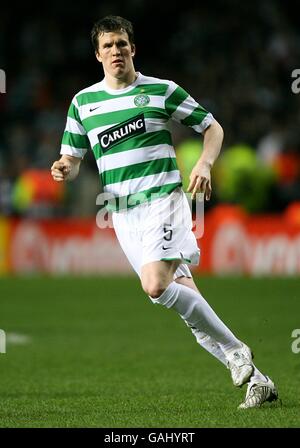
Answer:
[
  {"left": 165, "top": 82, "right": 214, "bottom": 133},
  {"left": 60, "top": 97, "right": 90, "bottom": 158}
]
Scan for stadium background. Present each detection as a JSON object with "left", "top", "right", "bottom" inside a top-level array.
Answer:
[{"left": 0, "top": 0, "right": 300, "bottom": 428}]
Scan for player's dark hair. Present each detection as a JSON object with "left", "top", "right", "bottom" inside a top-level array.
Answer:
[{"left": 91, "top": 15, "right": 135, "bottom": 53}]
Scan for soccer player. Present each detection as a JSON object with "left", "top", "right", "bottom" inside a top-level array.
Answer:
[{"left": 51, "top": 15, "right": 278, "bottom": 409}]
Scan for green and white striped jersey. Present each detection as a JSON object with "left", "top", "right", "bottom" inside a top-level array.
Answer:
[{"left": 60, "top": 72, "right": 213, "bottom": 211}]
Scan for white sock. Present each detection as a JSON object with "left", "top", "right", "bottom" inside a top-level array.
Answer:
[
  {"left": 190, "top": 329, "right": 268, "bottom": 383},
  {"left": 249, "top": 366, "right": 269, "bottom": 384},
  {"left": 184, "top": 322, "right": 228, "bottom": 366},
  {"left": 152, "top": 282, "right": 242, "bottom": 352},
  {"left": 184, "top": 321, "right": 268, "bottom": 381}
]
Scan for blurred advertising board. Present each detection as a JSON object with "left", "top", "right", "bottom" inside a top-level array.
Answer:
[
  {"left": 0, "top": 218, "right": 10, "bottom": 274},
  {"left": 1, "top": 203, "right": 300, "bottom": 275},
  {"left": 196, "top": 204, "right": 300, "bottom": 275},
  {"left": 6, "top": 218, "right": 132, "bottom": 274}
]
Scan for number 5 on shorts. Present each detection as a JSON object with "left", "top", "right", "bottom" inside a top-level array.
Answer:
[{"left": 163, "top": 225, "right": 173, "bottom": 241}]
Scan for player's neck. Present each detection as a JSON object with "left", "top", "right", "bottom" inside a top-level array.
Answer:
[{"left": 105, "top": 70, "right": 138, "bottom": 90}]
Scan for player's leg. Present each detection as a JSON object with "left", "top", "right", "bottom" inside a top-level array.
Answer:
[
  {"left": 175, "top": 275, "right": 275, "bottom": 386},
  {"left": 112, "top": 203, "right": 277, "bottom": 407},
  {"left": 141, "top": 259, "right": 181, "bottom": 298},
  {"left": 140, "top": 261, "right": 226, "bottom": 367},
  {"left": 175, "top": 274, "right": 278, "bottom": 408},
  {"left": 141, "top": 259, "right": 243, "bottom": 356},
  {"left": 141, "top": 190, "right": 254, "bottom": 386},
  {"left": 175, "top": 275, "right": 227, "bottom": 366},
  {"left": 141, "top": 260, "right": 255, "bottom": 388},
  {"left": 141, "top": 262, "right": 278, "bottom": 406}
]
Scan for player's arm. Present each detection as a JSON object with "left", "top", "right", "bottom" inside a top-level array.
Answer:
[
  {"left": 51, "top": 154, "right": 82, "bottom": 182},
  {"left": 187, "top": 119, "right": 224, "bottom": 200},
  {"left": 52, "top": 94, "right": 89, "bottom": 183}
]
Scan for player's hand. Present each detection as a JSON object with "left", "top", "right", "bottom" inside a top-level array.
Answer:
[
  {"left": 187, "top": 161, "right": 212, "bottom": 201},
  {"left": 51, "top": 161, "right": 71, "bottom": 182}
]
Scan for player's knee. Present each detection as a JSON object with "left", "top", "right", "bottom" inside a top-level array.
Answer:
[{"left": 141, "top": 279, "right": 167, "bottom": 299}]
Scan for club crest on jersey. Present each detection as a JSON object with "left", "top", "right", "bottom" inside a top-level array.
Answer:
[
  {"left": 134, "top": 94, "right": 150, "bottom": 107},
  {"left": 98, "top": 114, "right": 146, "bottom": 152}
]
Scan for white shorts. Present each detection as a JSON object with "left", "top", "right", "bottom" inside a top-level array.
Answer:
[{"left": 112, "top": 187, "right": 200, "bottom": 279}]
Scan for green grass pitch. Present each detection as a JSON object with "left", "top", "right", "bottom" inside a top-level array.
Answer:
[{"left": 0, "top": 276, "right": 299, "bottom": 428}]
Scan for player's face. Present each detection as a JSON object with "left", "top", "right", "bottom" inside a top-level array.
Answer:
[{"left": 96, "top": 31, "right": 135, "bottom": 79}]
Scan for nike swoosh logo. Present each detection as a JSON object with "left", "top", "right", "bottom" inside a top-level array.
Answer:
[
  {"left": 90, "top": 106, "right": 101, "bottom": 112},
  {"left": 162, "top": 246, "right": 171, "bottom": 250}
]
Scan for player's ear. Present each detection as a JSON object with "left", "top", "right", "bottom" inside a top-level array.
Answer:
[
  {"left": 95, "top": 51, "right": 102, "bottom": 63},
  {"left": 131, "top": 44, "right": 136, "bottom": 57}
]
